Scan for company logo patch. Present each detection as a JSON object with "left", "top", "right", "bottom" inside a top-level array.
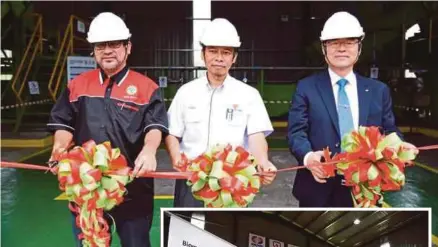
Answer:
[{"left": 126, "top": 85, "right": 137, "bottom": 95}]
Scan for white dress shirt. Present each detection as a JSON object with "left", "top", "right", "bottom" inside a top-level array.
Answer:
[
  {"left": 328, "top": 68, "right": 359, "bottom": 131},
  {"left": 168, "top": 75, "right": 273, "bottom": 159},
  {"left": 304, "top": 68, "right": 359, "bottom": 166}
]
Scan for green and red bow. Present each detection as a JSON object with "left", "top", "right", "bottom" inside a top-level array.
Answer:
[
  {"left": 322, "top": 126, "right": 417, "bottom": 207},
  {"left": 180, "top": 144, "right": 261, "bottom": 207},
  {"left": 53, "top": 140, "right": 131, "bottom": 247}
]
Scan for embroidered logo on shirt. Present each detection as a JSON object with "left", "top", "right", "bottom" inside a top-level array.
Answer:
[{"left": 126, "top": 85, "right": 137, "bottom": 96}]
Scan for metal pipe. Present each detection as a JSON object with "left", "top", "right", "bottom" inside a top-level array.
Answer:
[
  {"left": 259, "top": 70, "right": 265, "bottom": 97},
  {"left": 139, "top": 48, "right": 302, "bottom": 52},
  {"left": 429, "top": 18, "right": 433, "bottom": 54},
  {"left": 402, "top": 23, "right": 406, "bottom": 67},
  {"left": 130, "top": 66, "right": 326, "bottom": 70},
  {"left": 372, "top": 31, "right": 376, "bottom": 63}
]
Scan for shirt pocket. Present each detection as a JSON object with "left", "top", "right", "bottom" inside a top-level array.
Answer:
[
  {"left": 224, "top": 104, "right": 247, "bottom": 127},
  {"left": 184, "top": 106, "right": 203, "bottom": 123},
  {"left": 115, "top": 101, "right": 141, "bottom": 122},
  {"left": 223, "top": 105, "right": 247, "bottom": 146}
]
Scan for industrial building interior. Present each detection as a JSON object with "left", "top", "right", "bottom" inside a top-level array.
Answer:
[
  {"left": 1, "top": 1, "right": 437, "bottom": 247},
  {"left": 164, "top": 210, "right": 430, "bottom": 247}
]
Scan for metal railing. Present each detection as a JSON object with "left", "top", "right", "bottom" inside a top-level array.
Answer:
[
  {"left": 10, "top": 13, "right": 43, "bottom": 104},
  {"left": 48, "top": 15, "right": 89, "bottom": 101}
]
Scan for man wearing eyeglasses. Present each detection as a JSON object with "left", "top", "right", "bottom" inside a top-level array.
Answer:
[
  {"left": 287, "top": 11, "right": 418, "bottom": 207},
  {"left": 47, "top": 12, "right": 168, "bottom": 246}
]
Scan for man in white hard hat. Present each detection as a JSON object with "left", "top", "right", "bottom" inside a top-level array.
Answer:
[
  {"left": 165, "top": 18, "right": 277, "bottom": 207},
  {"left": 287, "top": 11, "right": 418, "bottom": 207},
  {"left": 47, "top": 12, "right": 168, "bottom": 246}
]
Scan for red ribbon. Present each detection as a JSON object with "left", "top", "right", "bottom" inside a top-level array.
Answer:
[{"left": 2, "top": 141, "right": 437, "bottom": 177}]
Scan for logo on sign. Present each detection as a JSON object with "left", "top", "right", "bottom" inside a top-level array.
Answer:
[
  {"left": 159, "top": 76, "right": 167, "bottom": 88},
  {"left": 251, "top": 235, "right": 264, "bottom": 244},
  {"left": 272, "top": 240, "right": 281, "bottom": 247},
  {"left": 249, "top": 234, "right": 265, "bottom": 247}
]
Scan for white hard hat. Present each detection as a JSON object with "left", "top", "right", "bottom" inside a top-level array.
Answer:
[
  {"left": 200, "top": 18, "right": 241, "bottom": 48},
  {"left": 87, "top": 12, "right": 131, "bottom": 43},
  {"left": 320, "top": 11, "right": 365, "bottom": 41}
]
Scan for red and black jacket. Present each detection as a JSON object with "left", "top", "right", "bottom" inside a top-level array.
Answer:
[{"left": 48, "top": 66, "right": 168, "bottom": 219}]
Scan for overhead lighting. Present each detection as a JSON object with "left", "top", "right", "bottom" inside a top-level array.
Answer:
[
  {"left": 311, "top": 16, "right": 316, "bottom": 19},
  {"left": 354, "top": 219, "right": 360, "bottom": 225},
  {"left": 0, "top": 74, "right": 13, "bottom": 80},
  {"left": 191, "top": 212, "right": 205, "bottom": 230},
  {"left": 405, "top": 69, "right": 417, "bottom": 78},
  {"left": 0, "top": 49, "right": 12, "bottom": 58},
  {"left": 405, "top": 23, "right": 421, "bottom": 40},
  {"left": 381, "top": 242, "right": 390, "bottom": 247}
]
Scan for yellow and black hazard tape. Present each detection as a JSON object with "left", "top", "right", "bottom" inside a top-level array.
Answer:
[
  {"left": 1, "top": 99, "right": 53, "bottom": 110},
  {"left": 263, "top": 100, "right": 291, "bottom": 104},
  {"left": 1, "top": 98, "right": 291, "bottom": 110}
]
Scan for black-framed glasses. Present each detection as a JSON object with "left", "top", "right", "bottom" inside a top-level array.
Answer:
[{"left": 94, "top": 40, "right": 127, "bottom": 51}]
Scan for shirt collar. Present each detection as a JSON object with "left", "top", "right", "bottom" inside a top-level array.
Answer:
[
  {"left": 328, "top": 68, "right": 356, "bottom": 87},
  {"left": 99, "top": 66, "right": 129, "bottom": 86},
  {"left": 205, "top": 73, "right": 232, "bottom": 91}
]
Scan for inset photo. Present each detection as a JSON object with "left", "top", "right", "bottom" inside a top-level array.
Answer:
[{"left": 162, "top": 208, "right": 431, "bottom": 247}]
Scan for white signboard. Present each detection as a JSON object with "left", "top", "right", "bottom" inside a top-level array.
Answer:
[
  {"left": 77, "top": 20, "right": 85, "bottom": 33},
  {"left": 28, "top": 81, "right": 40, "bottom": 95},
  {"left": 159, "top": 76, "right": 168, "bottom": 88},
  {"left": 168, "top": 215, "right": 236, "bottom": 247},
  {"left": 370, "top": 67, "right": 379, "bottom": 79},
  {"left": 269, "top": 239, "right": 284, "bottom": 247},
  {"left": 67, "top": 56, "right": 96, "bottom": 82},
  {"left": 248, "top": 233, "right": 266, "bottom": 247}
]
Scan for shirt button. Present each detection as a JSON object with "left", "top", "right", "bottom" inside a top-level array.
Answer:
[
  {"left": 100, "top": 125, "right": 105, "bottom": 129},
  {"left": 335, "top": 143, "right": 340, "bottom": 148}
]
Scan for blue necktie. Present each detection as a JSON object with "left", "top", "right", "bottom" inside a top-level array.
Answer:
[{"left": 337, "top": 78, "right": 354, "bottom": 141}]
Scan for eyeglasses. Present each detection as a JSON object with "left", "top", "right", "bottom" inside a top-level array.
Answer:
[
  {"left": 325, "top": 39, "right": 359, "bottom": 49},
  {"left": 94, "top": 40, "right": 126, "bottom": 51}
]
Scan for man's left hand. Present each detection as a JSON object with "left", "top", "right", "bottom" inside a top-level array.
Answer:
[
  {"left": 258, "top": 161, "right": 277, "bottom": 185},
  {"left": 401, "top": 141, "right": 419, "bottom": 155},
  {"left": 133, "top": 147, "right": 157, "bottom": 178}
]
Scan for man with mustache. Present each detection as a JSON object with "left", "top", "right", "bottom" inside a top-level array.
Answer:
[
  {"left": 47, "top": 12, "right": 168, "bottom": 246},
  {"left": 287, "top": 11, "right": 418, "bottom": 207},
  {"left": 165, "top": 18, "right": 277, "bottom": 207}
]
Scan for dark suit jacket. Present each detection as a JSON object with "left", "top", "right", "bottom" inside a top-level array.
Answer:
[{"left": 287, "top": 70, "right": 402, "bottom": 206}]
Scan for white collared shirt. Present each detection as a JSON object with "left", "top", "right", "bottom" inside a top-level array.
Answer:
[
  {"left": 168, "top": 75, "right": 273, "bottom": 159},
  {"left": 328, "top": 68, "right": 359, "bottom": 131}
]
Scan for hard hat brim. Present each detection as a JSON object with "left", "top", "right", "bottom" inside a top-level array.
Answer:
[
  {"left": 87, "top": 34, "right": 132, "bottom": 44},
  {"left": 320, "top": 33, "right": 365, "bottom": 42}
]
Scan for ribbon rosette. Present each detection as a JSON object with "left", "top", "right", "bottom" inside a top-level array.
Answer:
[
  {"left": 182, "top": 144, "right": 261, "bottom": 207},
  {"left": 327, "top": 126, "right": 417, "bottom": 207},
  {"left": 53, "top": 140, "right": 132, "bottom": 247}
]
